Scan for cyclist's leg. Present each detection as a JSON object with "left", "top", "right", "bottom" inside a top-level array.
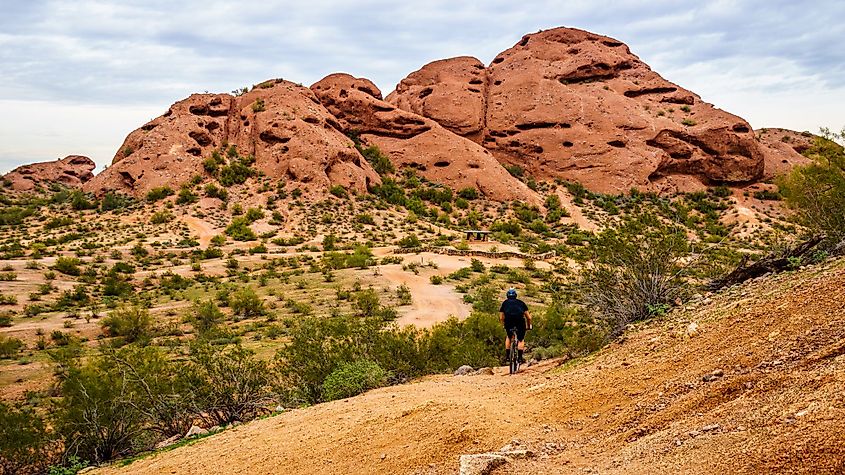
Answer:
[{"left": 515, "top": 327, "right": 527, "bottom": 362}]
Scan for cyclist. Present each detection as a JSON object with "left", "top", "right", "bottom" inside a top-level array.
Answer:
[{"left": 499, "top": 288, "right": 531, "bottom": 364}]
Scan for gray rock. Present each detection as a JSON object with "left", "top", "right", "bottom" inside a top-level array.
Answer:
[
  {"left": 185, "top": 425, "right": 208, "bottom": 438},
  {"left": 274, "top": 405, "right": 286, "bottom": 413},
  {"left": 454, "top": 365, "right": 475, "bottom": 376},
  {"left": 459, "top": 454, "right": 507, "bottom": 475},
  {"left": 154, "top": 434, "right": 181, "bottom": 450},
  {"left": 471, "top": 367, "right": 494, "bottom": 376}
]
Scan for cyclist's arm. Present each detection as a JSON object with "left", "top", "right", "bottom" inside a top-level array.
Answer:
[{"left": 499, "top": 311, "right": 505, "bottom": 325}]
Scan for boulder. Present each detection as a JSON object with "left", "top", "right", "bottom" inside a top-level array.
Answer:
[
  {"left": 459, "top": 453, "right": 507, "bottom": 475},
  {"left": 185, "top": 425, "right": 209, "bottom": 438},
  {"left": 2, "top": 155, "right": 95, "bottom": 192},
  {"left": 454, "top": 365, "right": 475, "bottom": 376}
]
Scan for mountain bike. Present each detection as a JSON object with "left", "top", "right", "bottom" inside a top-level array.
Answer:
[{"left": 507, "top": 327, "right": 520, "bottom": 375}]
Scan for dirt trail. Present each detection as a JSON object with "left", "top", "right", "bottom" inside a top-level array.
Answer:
[
  {"left": 97, "top": 259, "right": 845, "bottom": 475},
  {"left": 380, "top": 263, "right": 471, "bottom": 327},
  {"left": 182, "top": 215, "right": 217, "bottom": 247}
]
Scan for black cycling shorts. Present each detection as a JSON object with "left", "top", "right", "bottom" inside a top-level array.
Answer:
[{"left": 505, "top": 325, "right": 526, "bottom": 342}]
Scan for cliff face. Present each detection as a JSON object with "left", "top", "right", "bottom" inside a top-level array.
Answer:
[
  {"left": 387, "top": 27, "right": 771, "bottom": 193},
  {"left": 2, "top": 155, "right": 95, "bottom": 192}
]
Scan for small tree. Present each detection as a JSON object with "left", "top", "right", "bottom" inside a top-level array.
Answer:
[
  {"left": 186, "top": 299, "right": 225, "bottom": 335},
  {"left": 778, "top": 130, "right": 845, "bottom": 251},
  {"left": 230, "top": 287, "right": 265, "bottom": 319}
]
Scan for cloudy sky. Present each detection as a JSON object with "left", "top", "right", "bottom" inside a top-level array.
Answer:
[{"left": 1, "top": 0, "right": 843, "bottom": 173}]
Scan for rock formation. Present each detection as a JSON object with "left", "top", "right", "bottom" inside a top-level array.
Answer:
[
  {"left": 77, "top": 26, "right": 807, "bottom": 200},
  {"left": 387, "top": 27, "right": 780, "bottom": 193},
  {"left": 2, "top": 155, "right": 95, "bottom": 192},
  {"left": 84, "top": 80, "right": 380, "bottom": 196},
  {"left": 755, "top": 128, "right": 814, "bottom": 178},
  {"left": 311, "top": 74, "right": 537, "bottom": 202}
]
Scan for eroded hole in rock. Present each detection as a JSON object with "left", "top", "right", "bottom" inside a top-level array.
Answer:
[
  {"left": 515, "top": 121, "right": 565, "bottom": 130},
  {"left": 468, "top": 88, "right": 481, "bottom": 93},
  {"left": 532, "top": 145, "right": 544, "bottom": 153},
  {"left": 602, "top": 40, "right": 624, "bottom": 47},
  {"left": 468, "top": 163, "right": 480, "bottom": 169},
  {"left": 339, "top": 89, "right": 348, "bottom": 98},
  {"left": 141, "top": 123, "right": 157, "bottom": 131},
  {"left": 490, "top": 130, "right": 508, "bottom": 138},
  {"left": 732, "top": 124, "right": 750, "bottom": 133},
  {"left": 186, "top": 147, "right": 202, "bottom": 156},
  {"left": 189, "top": 105, "right": 208, "bottom": 116},
  {"left": 163, "top": 109, "right": 173, "bottom": 117},
  {"left": 373, "top": 104, "right": 395, "bottom": 112},
  {"left": 563, "top": 141, "right": 574, "bottom": 147},
  {"left": 608, "top": 140, "right": 625, "bottom": 148},
  {"left": 419, "top": 88, "right": 433, "bottom": 99},
  {"left": 188, "top": 131, "right": 212, "bottom": 146},
  {"left": 303, "top": 116, "right": 320, "bottom": 124},
  {"left": 209, "top": 97, "right": 222, "bottom": 106},
  {"left": 408, "top": 162, "right": 427, "bottom": 171},
  {"left": 518, "top": 36, "right": 530, "bottom": 47},
  {"left": 118, "top": 171, "right": 136, "bottom": 187},
  {"left": 508, "top": 140, "right": 521, "bottom": 147},
  {"left": 205, "top": 122, "right": 220, "bottom": 131},
  {"left": 624, "top": 87, "right": 677, "bottom": 98},
  {"left": 595, "top": 62, "right": 611, "bottom": 70},
  {"left": 395, "top": 116, "right": 426, "bottom": 126},
  {"left": 243, "top": 121, "right": 250, "bottom": 127},
  {"left": 469, "top": 79, "right": 483, "bottom": 85},
  {"left": 567, "top": 48, "right": 580, "bottom": 54},
  {"left": 559, "top": 73, "right": 617, "bottom": 85},
  {"left": 494, "top": 80, "right": 503, "bottom": 86},
  {"left": 259, "top": 131, "right": 291, "bottom": 144},
  {"left": 433, "top": 161, "right": 450, "bottom": 167},
  {"left": 492, "top": 57, "right": 505, "bottom": 64}
]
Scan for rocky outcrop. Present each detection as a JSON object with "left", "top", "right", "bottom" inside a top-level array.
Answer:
[
  {"left": 755, "top": 128, "right": 814, "bottom": 178},
  {"left": 84, "top": 80, "right": 380, "bottom": 196},
  {"left": 2, "top": 155, "right": 95, "bottom": 192},
  {"left": 311, "top": 74, "right": 538, "bottom": 202},
  {"left": 387, "top": 27, "right": 783, "bottom": 193}
]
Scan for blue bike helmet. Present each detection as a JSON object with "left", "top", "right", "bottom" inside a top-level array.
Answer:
[{"left": 506, "top": 288, "right": 517, "bottom": 299}]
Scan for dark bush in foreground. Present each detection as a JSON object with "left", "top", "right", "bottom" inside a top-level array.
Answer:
[{"left": 322, "top": 360, "right": 387, "bottom": 402}]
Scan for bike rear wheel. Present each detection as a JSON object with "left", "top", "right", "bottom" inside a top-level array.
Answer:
[{"left": 508, "top": 329, "right": 519, "bottom": 374}]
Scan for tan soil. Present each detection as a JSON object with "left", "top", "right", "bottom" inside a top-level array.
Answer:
[{"left": 96, "top": 258, "right": 845, "bottom": 475}]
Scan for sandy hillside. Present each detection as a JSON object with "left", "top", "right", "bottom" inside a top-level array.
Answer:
[{"left": 96, "top": 258, "right": 845, "bottom": 475}]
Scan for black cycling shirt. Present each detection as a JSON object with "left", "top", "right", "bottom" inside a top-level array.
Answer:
[{"left": 500, "top": 298, "right": 528, "bottom": 327}]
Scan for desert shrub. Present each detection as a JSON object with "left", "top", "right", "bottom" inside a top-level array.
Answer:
[
  {"left": 470, "top": 258, "right": 485, "bottom": 273},
  {"left": 230, "top": 287, "right": 265, "bottom": 318},
  {"left": 0, "top": 335, "right": 24, "bottom": 359},
  {"left": 101, "top": 305, "right": 152, "bottom": 344},
  {"left": 397, "top": 234, "right": 421, "bottom": 248},
  {"left": 504, "top": 164, "right": 524, "bottom": 178},
  {"left": 490, "top": 220, "right": 522, "bottom": 237},
  {"left": 321, "top": 360, "right": 386, "bottom": 401},
  {"left": 186, "top": 299, "right": 225, "bottom": 335},
  {"left": 70, "top": 191, "right": 96, "bottom": 211},
  {"left": 53, "top": 256, "right": 82, "bottom": 276},
  {"left": 580, "top": 214, "right": 689, "bottom": 338},
  {"left": 355, "top": 213, "right": 375, "bottom": 225},
  {"left": 778, "top": 130, "right": 845, "bottom": 250},
  {"left": 100, "top": 192, "right": 132, "bottom": 212},
  {"left": 149, "top": 210, "right": 172, "bottom": 224},
  {"left": 175, "top": 186, "right": 199, "bottom": 205},
  {"left": 468, "top": 286, "right": 499, "bottom": 314},
  {"left": 0, "top": 402, "right": 58, "bottom": 474},
  {"left": 360, "top": 145, "right": 394, "bottom": 175},
  {"left": 458, "top": 187, "right": 479, "bottom": 200},
  {"left": 218, "top": 155, "right": 256, "bottom": 187},
  {"left": 225, "top": 217, "right": 257, "bottom": 241},
  {"left": 329, "top": 185, "right": 348, "bottom": 198},
  {"left": 53, "top": 355, "right": 149, "bottom": 463},
  {"left": 418, "top": 313, "right": 501, "bottom": 372},
  {"left": 204, "top": 183, "right": 228, "bottom": 201},
  {"left": 429, "top": 275, "right": 443, "bottom": 285},
  {"left": 396, "top": 284, "right": 412, "bottom": 305},
  {"left": 145, "top": 187, "right": 174, "bottom": 202},
  {"left": 251, "top": 98, "right": 265, "bottom": 113},
  {"left": 186, "top": 343, "right": 274, "bottom": 426},
  {"left": 531, "top": 294, "right": 605, "bottom": 358},
  {"left": 0, "top": 206, "right": 36, "bottom": 226}
]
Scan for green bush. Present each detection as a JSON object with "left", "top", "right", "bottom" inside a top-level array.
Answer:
[
  {"left": 580, "top": 213, "right": 689, "bottom": 338},
  {"left": 176, "top": 187, "right": 199, "bottom": 205},
  {"left": 150, "top": 210, "right": 173, "bottom": 224},
  {"left": 0, "top": 335, "right": 23, "bottom": 359},
  {"left": 100, "top": 192, "right": 132, "bottom": 212},
  {"left": 146, "top": 187, "right": 174, "bottom": 202},
  {"left": 0, "top": 402, "right": 58, "bottom": 474},
  {"left": 230, "top": 287, "right": 265, "bottom": 318},
  {"left": 186, "top": 299, "right": 225, "bottom": 335},
  {"left": 101, "top": 305, "right": 152, "bottom": 344},
  {"left": 53, "top": 257, "right": 82, "bottom": 276},
  {"left": 397, "top": 234, "right": 421, "bottom": 248},
  {"left": 219, "top": 156, "right": 256, "bottom": 187},
  {"left": 322, "top": 360, "right": 386, "bottom": 401},
  {"left": 778, "top": 131, "right": 845, "bottom": 249},
  {"left": 225, "top": 217, "right": 257, "bottom": 241},
  {"left": 360, "top": 145, "right": 394, "bottom": 176}
]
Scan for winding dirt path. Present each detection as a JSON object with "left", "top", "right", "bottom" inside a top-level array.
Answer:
[{"left": 182, "top": 216, "right": 217, "bottom": 248}]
